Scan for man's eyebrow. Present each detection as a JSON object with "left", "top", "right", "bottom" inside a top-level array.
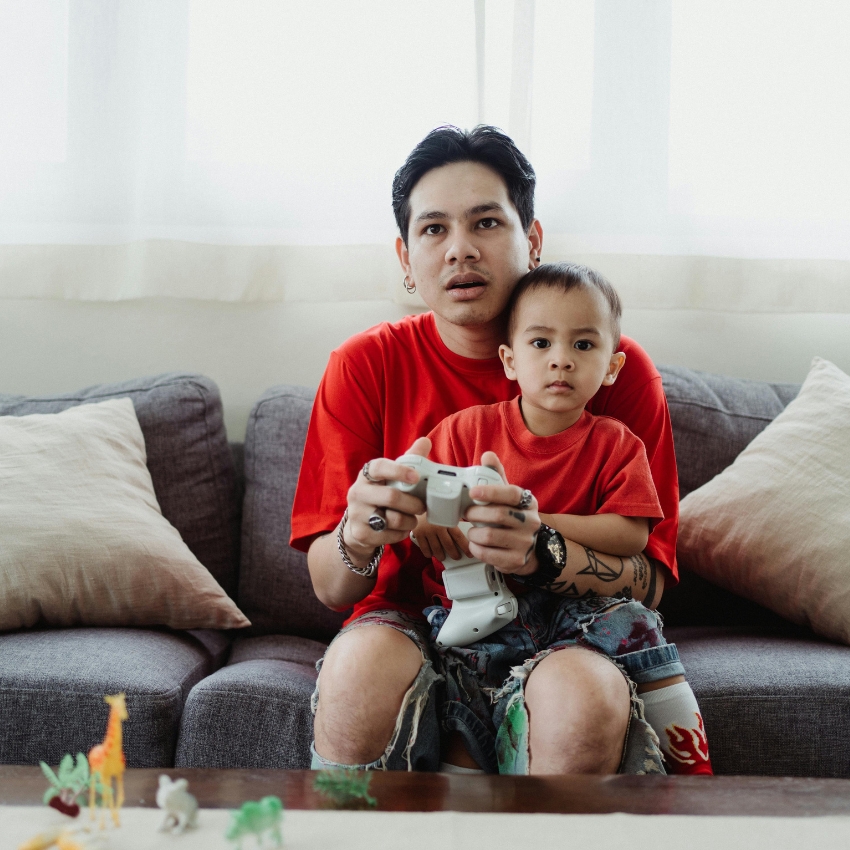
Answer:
[
  {"left": 414, "top": 210, "right": 448, "bottom": 223},
  {"left": 414, "top": 202, "right": 507, "bottom": 224}
]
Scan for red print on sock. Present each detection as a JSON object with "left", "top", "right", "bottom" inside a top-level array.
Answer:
[{"left": 665, "top": 713, "right": 714, "bottom": 775}]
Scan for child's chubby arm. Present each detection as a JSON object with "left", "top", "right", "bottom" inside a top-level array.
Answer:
[
  {"left": 540, "top": 512, "right": 649, "bottom": 558},
  {"left": 411, "top": 516, "right": 472, "bottom": 562}
]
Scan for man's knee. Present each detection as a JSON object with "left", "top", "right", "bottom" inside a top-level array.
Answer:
[
  {"left": 525, "top": 647, "right": 630, "bottom": 775},
  {"left": 314, "top": 625, "right": 424, "bottom": 764}
]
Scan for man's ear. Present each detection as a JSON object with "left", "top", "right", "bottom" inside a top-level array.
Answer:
[
  {"left": 499, "top": 344, "right": 517, "bottom": 380},
  {"left": 527, "top": 219, "right": 543, "bottom": 270},
  {"left": 602, "top": 351, "right": 626, "bottom": 385},
  {"left": 396, "top": 235, "right": 411, "bottom": 277}
]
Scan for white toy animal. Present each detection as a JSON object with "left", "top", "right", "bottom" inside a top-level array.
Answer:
[{"left": 156, "top": 774, "right": 199, "bottom": 834}]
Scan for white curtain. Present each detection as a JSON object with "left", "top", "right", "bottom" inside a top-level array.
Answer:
[{"left": 1, "top": 0, "right": 849, "bottom": 310}]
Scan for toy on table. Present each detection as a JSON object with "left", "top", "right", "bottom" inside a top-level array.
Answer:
[
  {"left": 313, "top": 768, "right": 377, "bottom": 809},
  {"left": 156, "top": 774, "right": 199, "bottom": 834},
  {"left": 225, "top": 796, "right": 283, "bottom": 849},
  {"left": 391, "top": 455, "right": 518, "bottom": 646},
  {"left": 17, "top": 824, "right": 106, "bottom": 850},
  {"left": 87, "top": 692, "right": 128, "bottom": 828},
  {"left": 40, "top": 753, "right": 93, "bottom": 817}
]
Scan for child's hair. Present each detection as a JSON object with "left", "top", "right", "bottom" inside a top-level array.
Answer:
[{"left": 506, "top": 262, "right": 622, "bottom": 350}]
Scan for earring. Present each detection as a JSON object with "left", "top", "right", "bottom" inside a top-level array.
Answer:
[{"left": 403, "top": 276, "right": 416, "bottom": 294}]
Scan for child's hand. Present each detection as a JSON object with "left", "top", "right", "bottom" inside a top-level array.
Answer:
[{"left": 411, "top": 517, "right": 472, "bottom": 562}]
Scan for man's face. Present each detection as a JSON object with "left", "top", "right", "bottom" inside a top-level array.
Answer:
[
  {"left": 396, "top": 161, "right": 541, "bottom": 331},
  {"left": 499, "top": 285, "right": 625, "bottom": 436}
]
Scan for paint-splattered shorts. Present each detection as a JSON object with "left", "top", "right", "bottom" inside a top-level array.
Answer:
[{"left": 311, "top": 592, "right": 683, "bottom": 774}]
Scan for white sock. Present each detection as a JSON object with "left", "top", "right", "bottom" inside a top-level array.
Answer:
[{"left": 640, "top": 681, "right": 713, "bottom": 775}]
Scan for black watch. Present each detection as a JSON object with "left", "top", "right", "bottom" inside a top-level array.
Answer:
[{"left": 519, "top": 524, "right": 566, "bottom": 587}]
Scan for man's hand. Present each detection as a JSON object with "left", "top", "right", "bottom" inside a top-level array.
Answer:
[
  {"left": 411, "top": 517, "right": 471, "bottom": 562},
  {"left": 462, "top": 450, "right": 542, "bottom": 576},
  {"left": 340, "top": 437, "right": 432, "bottom": 568}
]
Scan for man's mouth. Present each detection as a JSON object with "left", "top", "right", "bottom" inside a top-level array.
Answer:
[{"left": 446, "top": 273, "right": 487, "bottom": 291}]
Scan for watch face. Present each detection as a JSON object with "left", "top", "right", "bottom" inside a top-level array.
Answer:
[{"left": 544, "top": 528, "right": 566, "bottom": 567}]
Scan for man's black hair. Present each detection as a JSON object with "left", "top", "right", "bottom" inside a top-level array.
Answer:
[
  {"left": 392, "top": 125, "right": 536, "bottom": 245},
  {"left": 506, "top": 262, "right": 623, "bottom": 351}
]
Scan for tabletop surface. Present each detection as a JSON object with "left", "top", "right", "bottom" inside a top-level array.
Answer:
[{"left": 2, "top": 767, "right": 850, "bottom": 817}]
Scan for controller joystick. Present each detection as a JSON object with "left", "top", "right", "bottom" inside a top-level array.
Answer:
[{"left": 392, "top": 456, "right": 518, "bottom": 647}]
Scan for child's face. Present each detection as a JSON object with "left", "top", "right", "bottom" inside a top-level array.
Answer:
[{"left": 499, "top": 286, "right": 626, "bottom": 435}]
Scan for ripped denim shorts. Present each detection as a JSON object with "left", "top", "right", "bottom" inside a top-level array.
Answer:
[{"left": 311, "top": 592, "right": 684, "bottom": 775}]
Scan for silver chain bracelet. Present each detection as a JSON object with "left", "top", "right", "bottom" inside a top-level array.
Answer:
[{"left": 336, "top": 508, "right": 384, "bottom": 578}]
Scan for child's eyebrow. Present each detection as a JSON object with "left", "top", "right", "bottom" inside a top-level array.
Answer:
[{"left": 522, "top": 324, "right": 602, "bottom": 336}]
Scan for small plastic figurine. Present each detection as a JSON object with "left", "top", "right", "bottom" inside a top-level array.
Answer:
[
  {"left": 17, "top": 824, "right": 106, "bottom": 850},
  {"left": 225, "top": 796, "right": 283, "bottom": 849},
  {"left": 157, "top": 774, "right": 199, "bottom": 834},
  {"left": 313, "top": 768, "right": 377, "bottom": 808},
  {"left": 87, "top": 692, "right": 128, "bottom": 828},
  {"left": 40, "top": 753, "right": 92, "bottom": 817}
]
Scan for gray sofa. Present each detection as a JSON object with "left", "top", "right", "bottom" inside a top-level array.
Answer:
[{"left": 2, "top": 367, "right": 848, "bottom": 777}]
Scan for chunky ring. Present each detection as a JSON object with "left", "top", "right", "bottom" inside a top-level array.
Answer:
[
  {"left": 516, "top": 489, "right": 533, "bottom": 510},
  {"left": 362, "top": 461, "right": 381, "bottom": 484},
  {"left": 367, "top": 512, "right": 387, "bottom": 532}
]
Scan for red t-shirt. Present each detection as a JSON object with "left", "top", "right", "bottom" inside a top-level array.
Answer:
[
  {"left": 290, "top": 312, "right": 679, "bottom": 624},
  {"left": 424, "top": 399, "right": 664, "bottom": 605}
]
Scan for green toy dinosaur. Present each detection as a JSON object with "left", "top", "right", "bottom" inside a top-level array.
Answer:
[
  {"left": 314, "top": 768, "right": 377, "bottom": 808},
  {"left": 225, "top": 795, "right": 283, "bottom": 849}
]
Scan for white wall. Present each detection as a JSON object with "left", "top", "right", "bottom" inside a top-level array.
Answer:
[{"left": 1, "top": 299, "right": 848, "bottom": 441}]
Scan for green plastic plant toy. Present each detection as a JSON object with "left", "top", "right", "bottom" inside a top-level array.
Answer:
[
  {"left": 39, "top": 753, "right": 93, "bottom": 818},
  {"left": 313, "top": 768, "right": 377, "bottom": 809},
  {"left": 225, "top": 796, "right": 283, "bottom": 849}
]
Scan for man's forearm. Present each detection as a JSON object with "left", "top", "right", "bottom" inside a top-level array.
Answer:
[
  {"left": 531, "top": 538, "right": 666, "bottom": 608},
  {"left": 307, "top": 529, "right": 377, "bottom": 612}
]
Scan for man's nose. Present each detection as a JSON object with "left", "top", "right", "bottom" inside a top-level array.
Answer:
[{"left": 445, "top": 232, "right": 480, "bottom": 264}]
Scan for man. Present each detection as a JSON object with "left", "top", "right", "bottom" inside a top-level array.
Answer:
[{"left": 291, "top": 125, "right": 680, "bottom": 774}]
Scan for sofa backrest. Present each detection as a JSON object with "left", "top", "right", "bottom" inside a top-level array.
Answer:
[
  {"left": 237, "top": 385, "right": 347, "bottom": 642},
  {"left": 0, "top": 373, "right": 242, "bottom": 598},
  {"left": 239, "top": 367, "right": 805, "bottom": 639}
]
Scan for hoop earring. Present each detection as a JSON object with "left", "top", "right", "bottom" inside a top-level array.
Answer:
[{"left": 403, "top": 276, "right": 416, "bottom": 294}]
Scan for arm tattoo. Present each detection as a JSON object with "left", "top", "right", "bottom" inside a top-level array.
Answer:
[
  {"left": 557, "top": 581, "right": 599, "bottom": 600},
  {"left": 644, "top": 557, "right": 659, "bottom": 608},
  {"left": 576, "top": 548, "right": 624, "bottom": 583}
]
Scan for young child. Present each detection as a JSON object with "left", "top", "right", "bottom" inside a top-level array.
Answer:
[{"left": 416, "top": 262, "right": 712, "bottom": 776}]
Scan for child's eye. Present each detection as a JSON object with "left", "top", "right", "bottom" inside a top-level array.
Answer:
[
  {"left": 575, "top": 340, "right": 593, "bottom": 351},
  {"left": 531, "top": 338, "right": 550, "bottom": 349}
]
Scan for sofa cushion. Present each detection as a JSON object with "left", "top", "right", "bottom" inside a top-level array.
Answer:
[
  {"left": 677, "top": 358, "right": 850, "bottom": 645},
  {"left": 176, "top": 634, "right": 324, "bottom": 769},
  {"left": 238, "top": 385, "right": 347, "bottom": 641},
  {"left": 658, "top": 365, "right": 799, "bottom": 499},
  {"left": 0, "top": 373, "right": 241, "bottom": 597},
  {"left": 670, "top": 626, "right": 850, "bottom": 777},
  {"left": 0, "top": 398, "right": 248, "bottom": 631},
  {"left": 0, "top": 628, "right": 230, "bottom": 767}
]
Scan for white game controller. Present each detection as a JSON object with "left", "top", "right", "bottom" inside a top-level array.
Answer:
[{"left": 391, "top": 455, "right": 518, "bottom": 647}]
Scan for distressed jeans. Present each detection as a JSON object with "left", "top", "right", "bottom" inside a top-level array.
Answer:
[{"left": 310, "top": 592, "right": 684, "bottom": 774}]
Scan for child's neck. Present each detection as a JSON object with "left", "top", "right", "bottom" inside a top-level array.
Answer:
[{"left": 519, "top": 399, "right": 586, "bottom": 437}]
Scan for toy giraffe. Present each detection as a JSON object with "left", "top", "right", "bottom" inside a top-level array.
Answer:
[{"left": 87, "top": 693, "right": 128, "bottom": 827}]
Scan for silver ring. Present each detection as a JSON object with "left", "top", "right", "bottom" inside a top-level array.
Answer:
[
  {"left": 516, "top": 489, "right": 533, "bottom": 510},
  {"left": 362, "top": 462, "right": 381, "bottom": 484},
  {"left": 368, "top": 513, "right": 387, "bottom": 532}
]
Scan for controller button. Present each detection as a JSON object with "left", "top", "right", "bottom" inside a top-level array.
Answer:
[{"left": 496, "top": 602, "right": 512, "bottom": 615}]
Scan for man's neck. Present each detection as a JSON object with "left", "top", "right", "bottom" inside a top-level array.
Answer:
[{"left": 433, "top": 314, "right": 505, "bottom": 360}]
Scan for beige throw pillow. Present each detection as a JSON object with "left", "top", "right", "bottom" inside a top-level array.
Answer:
[
  {"left": 0, "top": 398, "right": 250, "bottom": 631},
  {"left": 678, "top": 357, "right": 850, "bottom": 644}
]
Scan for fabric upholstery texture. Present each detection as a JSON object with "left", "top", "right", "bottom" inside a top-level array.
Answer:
[
  {"left": 0, "top": 628, "right": 227, "bottom": 767},
  {"left": 670, "top": 626, "right": 850, "bottom": 777},
  {"left": 677, "top": 358, "right": 850, "bottom": 644},
  {"left": 0, "top": 398, "right": 248, "bottom": 631},
  {"left": 238, "top": 385, "right": 347, "bottom": 641},
  {"left": 176, "top": 634, "right": 322, "bottom": 769},
  {"left": 0, "top": 373, "right": 241, "bottom": 597}
]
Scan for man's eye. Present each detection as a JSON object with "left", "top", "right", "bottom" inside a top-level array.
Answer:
[
  {"left": 478, "top": 218, "right": 498, "bottom": 229},
  {"left": 424, "top": 224, "right": 444, "bottom": 235},
  {"left": 531, "top": 339, "right": 550, "bottom": 349},
  {"left": 575, "top": 340, "right": 593, "bottom": 351}
]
